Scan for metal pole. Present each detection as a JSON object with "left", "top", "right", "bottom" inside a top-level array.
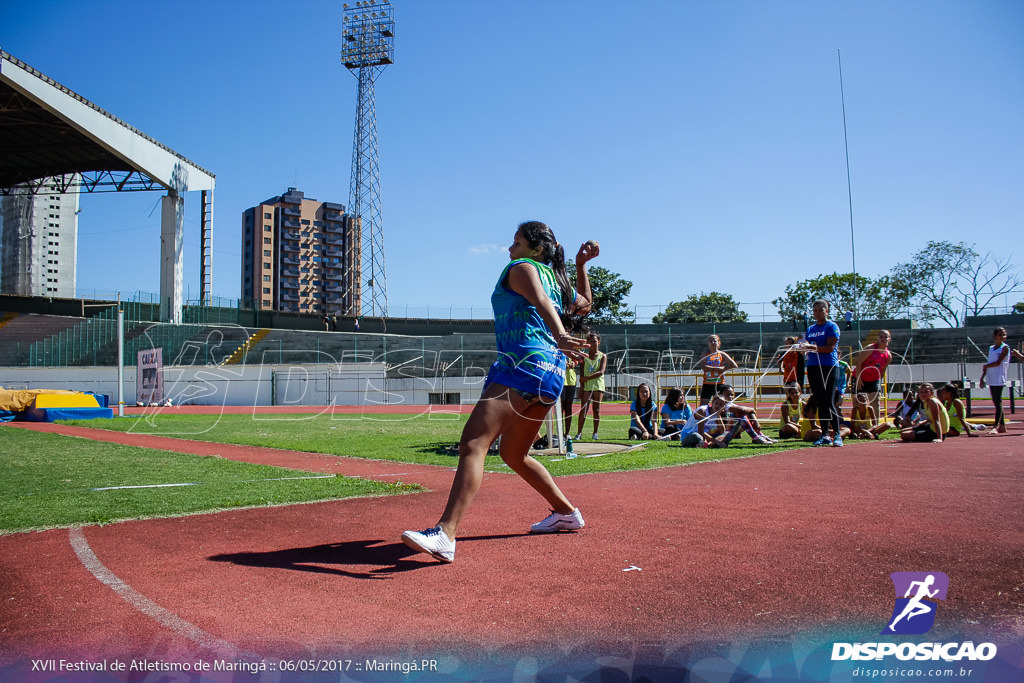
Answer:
[
  {"left": 117, "top": 293, "right": 125, "bottom": 417},
  {"left": 838, "top": 48, "right": 860, "bottom": 340},
  {"left": 555, "top": 397, "right": 565, "bottom": 454}
]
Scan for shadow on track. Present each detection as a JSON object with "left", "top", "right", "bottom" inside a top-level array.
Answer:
[{"left": 208, "top": 534, "right": 527, "bottom": 578}]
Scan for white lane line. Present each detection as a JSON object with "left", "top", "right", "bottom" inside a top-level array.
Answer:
[
  {"left": 69, "top": 527, "right": 250, "bottom": 659},
  {"left": 86, "top": 483, "right": 201, "bottom": 491},
  {"left": 84, "top": 474, "right": 336, "bottom": 491}
]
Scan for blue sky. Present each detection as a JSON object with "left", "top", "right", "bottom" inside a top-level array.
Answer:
[{"left": 3, "top": 0, "right": 1022, "bottom": 321}]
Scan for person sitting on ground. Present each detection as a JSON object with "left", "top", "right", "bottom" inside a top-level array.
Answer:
[
  {"left": 660, "top": 387, "right": 693, "bottom": 441},
  {"left": 798, "top": 390, "right": 851, "bottom": 443},
  {"left": 778, "top": 382, "right": 804, "bottom": 440},
  {"left": 889, "top": 388, "right": 922, "bottom": 429},
  {"left": 710, "top": 387, "right": 775, "bottom": 445},
  {"left": 679, "top": 394, "right": 726, "bottom": 448},
  {"left": 698, "top": 335, "right": 738, "bottom": 405},
  {"left": 681, "top": 394, "right": 773, "bottom": 447},
  {"left": 900, "top": 383, "right": 949, "bottom": 443},
  {"left": 799, "top": 395, "right": 823, "bottom": 443},
  {"left": 938, "top": 383, "right": 980, "bottom": 438},
  {"left": 716, "top": 384, "right": 772, "bottom": 441},
  {"left": 629, "top": 382, "right": 661, "bottom": 440},
  {"left": 848, "top": 391, "right": 891, "bottom": 440}
]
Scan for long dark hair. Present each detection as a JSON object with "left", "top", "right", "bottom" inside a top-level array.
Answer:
[
  {"left": 518, "top": 220, "right": 581, "bottom": 331},
  {"left": 664, "top": 387, "right": 682, "bottom": 410},
  {"left": 635, "top": 382, "right": 654, "bottom": 414}
]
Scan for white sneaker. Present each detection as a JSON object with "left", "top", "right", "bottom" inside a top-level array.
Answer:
[
  {"left": 401, "top": 526, "right": 455, "bottom": 563},
  {"left": 752, "top": 434, "right": 773, "bottom": 445},
  {"left": 592, "top": 432, "right": 598, "bottom": 441},
  {"left": 530, "top": 508, "right": 585, "bottom": 534}
]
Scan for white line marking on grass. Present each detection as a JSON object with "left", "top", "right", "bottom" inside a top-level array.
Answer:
[
  {"left": 84, "top": 474, "right": 337, "bottom": 491},
  {"left": 247, "top": 474, "right": 336, "bottom": 482},
  {"left": 68, "top": 527, "right": 251, "bottom": 659},
  {"left": 87, "top": 483, "right": 201, "bottom": 491}
]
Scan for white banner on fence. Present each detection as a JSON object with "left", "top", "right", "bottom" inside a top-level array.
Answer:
[{"left": 136, "top": 348, "right": 163, "bottom": 405}]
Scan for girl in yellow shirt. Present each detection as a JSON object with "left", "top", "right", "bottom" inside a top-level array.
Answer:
[
  {"left": 574, "top": 331, "right": 607, "bottom": 440},
  {"left": 900, "top": 383, "right": 949, "bottom": 443},
  {"left": 779, "top": 383, "right": 803, "bottom": 439},
  {"left": 848, "top": 392, "right": 891, "bottom": 439}
]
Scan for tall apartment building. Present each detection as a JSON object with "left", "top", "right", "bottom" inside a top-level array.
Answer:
[
  {"left": 241, "top": 187, "right": 360, "bottom": 315},
  {"left": 0, "top": 177, "right": 79, "bottom": 298}
]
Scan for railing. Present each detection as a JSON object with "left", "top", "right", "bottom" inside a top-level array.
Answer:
[
  {"left": 24, "top": 298, "right": 248, "bottom": 366},
  {"left": 27, "top": 300, "right": 158, "bottom": 366},
  {"left": 124, "top": 322, "right": 210, "bottom": 366}
]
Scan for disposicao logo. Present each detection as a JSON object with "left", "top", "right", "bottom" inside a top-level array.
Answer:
[
  {"left": 882, "top": 571, "right": 949, "bottom": 635},
  {"left": 831, "top": 571, "right": 998, "bottom": 662}
]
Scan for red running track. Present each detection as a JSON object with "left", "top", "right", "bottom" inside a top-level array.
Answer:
[{"left": 1, "top": 420, "right": 1022, "bottom": 681}]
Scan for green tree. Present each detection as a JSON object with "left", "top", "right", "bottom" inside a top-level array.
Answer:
[
  {"left": 652, "top": 292, "right": 748, "bottom": 324},
  {"left": 892, "top": 241, "right": 1023, "bottom": 327},
  {"left": 568, "top": 262, "right": 635, "bottom": 324},
  {"left": 772, "top": 272, "right": 912, "bottom": 322}
]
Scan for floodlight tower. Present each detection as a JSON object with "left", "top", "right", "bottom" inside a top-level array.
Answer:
[{"left": 342, "top": 0, "right": 394, "bottom": 318}]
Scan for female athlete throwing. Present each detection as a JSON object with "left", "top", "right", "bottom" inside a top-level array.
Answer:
[{"left": 402, "top": 222, "right": 597, "bottom": 562}]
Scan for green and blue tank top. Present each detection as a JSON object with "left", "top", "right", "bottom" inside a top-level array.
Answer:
[{"left": 491, "top": 258, "right": 566, "bottom": 385}]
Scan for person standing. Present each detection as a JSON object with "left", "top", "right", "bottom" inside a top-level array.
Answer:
[
  {"left": 779, "top": 337, "right": 800, "bottom": 389},
  {"left": 402, "top": 222, "right": 597, "bottom": 563},
  {"left": 574, "top": 331, "right": 607, "bottom": 440},
  {"left": 800, "top": 299, "right": 843, "bottom": 447},
  {"left": 698, "top": 335, "right": 738, "bottom": 405},
  {"left": 560, "top": 356, "right": 579, "bottom": 440},
  {"left": 833, "top": 359, "right": 852, "bottom": 412},
  {"left": 854, "top": 329, "right": 893, "bottom": 418},
  {"left": 980, "top": 327, "right": 1012, "bottom": 435},
  {"left": 795, "top": 331, "right": 807, "bottom": 392}
]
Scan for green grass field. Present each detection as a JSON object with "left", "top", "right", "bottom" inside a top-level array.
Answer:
[
  {"left": 58, "top": 411, "right": 878, "bottom": 476},
  {"left": 0, "top": 428, "right": 420, "bottom": 534},
  {"left": 4, "top": 411, "right": 896, "bottom": 534}
]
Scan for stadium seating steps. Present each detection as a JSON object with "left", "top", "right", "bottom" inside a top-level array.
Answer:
[{"left": 1, "top": 312, "right": 1020, "bottom": 376}]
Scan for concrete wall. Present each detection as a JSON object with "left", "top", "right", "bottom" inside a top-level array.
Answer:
[
  {"left": 5, "top": 361, "right": 1021, "bottom": 408},
  {"left": 0, "top": 363, "right": 387, "bottom": 407}
]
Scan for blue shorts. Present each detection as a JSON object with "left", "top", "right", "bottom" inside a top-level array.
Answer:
[{"left": 485, "top": 356, "right": 565, "bottom": 403}]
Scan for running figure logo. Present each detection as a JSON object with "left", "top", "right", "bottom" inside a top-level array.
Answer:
[{"left": 882, "top": 572, "right": 949, "bottom": 635}]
